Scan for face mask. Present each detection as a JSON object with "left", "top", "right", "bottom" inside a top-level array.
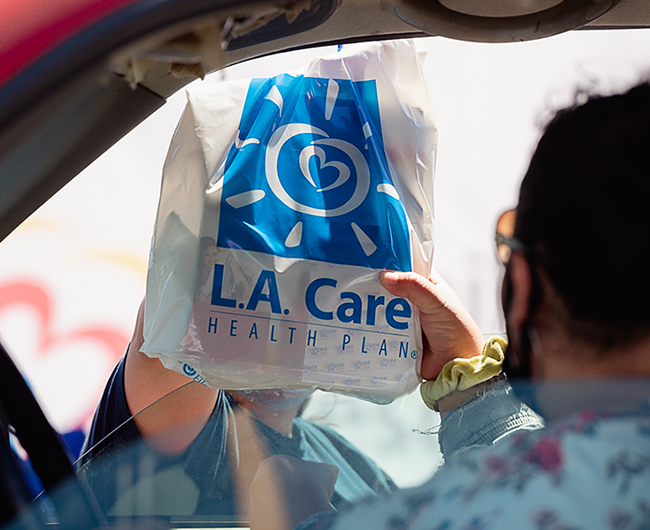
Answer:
[
  {"left": 506, "top": 326, "right": 543, "bottom": 415},
  {"left": 239, "top": 389, "right": 315, "bottom": 411},
  {"left": 501, "top": 255, "right": 546, "bottom": 381},
  {"left": 501, "top": 264, "right": 541, "bottom": 413}
]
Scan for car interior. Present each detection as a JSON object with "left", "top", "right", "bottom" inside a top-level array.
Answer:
[{"left": 2, "top": 0, "right": 650, "bottom": 528}]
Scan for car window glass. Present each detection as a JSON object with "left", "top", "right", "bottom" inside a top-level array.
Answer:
[
  {"left": 71, "top": 377, "right": 650, "bottom": 527},
  {"left": 3, "top": 28, "right": 650, "bottom": 529},
  {"left": 75, "top": 379, "right": 442, "bottom": 520}
]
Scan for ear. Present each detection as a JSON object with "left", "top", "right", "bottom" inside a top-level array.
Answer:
[{"left": 505, "top": 253, "right": 534, "bottom": 333}]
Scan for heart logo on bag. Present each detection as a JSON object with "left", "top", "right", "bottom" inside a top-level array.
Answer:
[
  {"left": 217, "top": 76, "right": 412, "bottom": 271},
  {"left": 300, "top": 145, "right": 351, "bottom": 193}
]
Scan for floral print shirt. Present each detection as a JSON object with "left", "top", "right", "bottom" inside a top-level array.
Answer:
[{"left": 301, "top": 383, "right": 650, "bottom": 530}]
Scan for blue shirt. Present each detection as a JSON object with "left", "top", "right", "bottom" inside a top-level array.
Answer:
[{"left": 79, "top": 355, "right": 396, "bottom": 518}]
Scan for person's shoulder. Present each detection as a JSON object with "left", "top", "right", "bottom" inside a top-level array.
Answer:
[
  {"left": 314, "top": 411, "right": 650, "bottom": 530},
  {"left": 92, "top": 355, "right": 131, "bottom": 426},
  {"left": 294, "top": 417, "right": 362, "bottom": 456},
  {"left": 294, "top": 417, "right": 343, "bottom": 439},
  {"left": 80, "top": 354, "right": 134, "bottom": 462}
]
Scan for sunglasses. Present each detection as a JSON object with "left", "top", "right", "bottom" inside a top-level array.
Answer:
[
  {"left": 494, "top": 208, "right": 540, "bottom": 380},
  {"left": 495, "top": 208, "right": 527, "bottom": 265}
]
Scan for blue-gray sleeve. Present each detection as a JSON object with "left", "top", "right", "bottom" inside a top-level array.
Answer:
[
  {"left": 295, "top": 379, "right": 545, "bottom": 530},
  {"left": 437, "top": 378, "right": 544, "bottom": 458}
]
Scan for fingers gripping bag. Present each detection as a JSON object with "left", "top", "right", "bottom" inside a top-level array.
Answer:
[{"left": 143, "top": 40, "right": 437, "bottom": 404}]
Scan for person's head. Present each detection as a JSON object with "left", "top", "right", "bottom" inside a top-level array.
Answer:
[
  {"left": 199, "top": 236, "right": 218, "bottom": 271},
  {"left": 227, "top": 389, "right": 315, "bottom": 436},
  {"left": 503, "top": 81, "right": 650, "bottom": 377}
]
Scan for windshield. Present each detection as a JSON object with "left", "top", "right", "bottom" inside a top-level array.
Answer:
[
  {"left": 68, "top": 377, "right": 650, "bottom": 527},
  {"left": 3, "top": 29, "right": 650, "bottom": 529},
  {"left": 75, "top": 383, "right": 441, "bottom": 523}
]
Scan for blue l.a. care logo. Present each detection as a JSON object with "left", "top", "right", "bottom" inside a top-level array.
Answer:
[{"left": 215, "top": 74, "right": 412, "bottom": 271}]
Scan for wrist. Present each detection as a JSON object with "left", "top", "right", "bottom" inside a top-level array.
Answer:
[
  {"left": 420, "top": 336, "right": 507, "bottom": 412},
  {"left": 436, "top": 373, "right": 506, "bottom": 414}
]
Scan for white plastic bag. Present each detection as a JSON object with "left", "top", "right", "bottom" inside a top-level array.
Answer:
[{"left": 143, "top": 40, "right": 437, "bottom": 403}]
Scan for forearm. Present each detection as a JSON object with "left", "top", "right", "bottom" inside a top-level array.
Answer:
[{"left": 124, "top": 301, "right": 218, "bottom": 453}]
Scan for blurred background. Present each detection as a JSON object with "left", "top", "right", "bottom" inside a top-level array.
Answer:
[{"left": 1, "top": 30, "right": 650, "bottom": 486}]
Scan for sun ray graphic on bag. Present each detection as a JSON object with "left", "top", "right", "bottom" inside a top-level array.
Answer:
[{"left": 219, "top": 76, "right": 411, "bottom": 268}]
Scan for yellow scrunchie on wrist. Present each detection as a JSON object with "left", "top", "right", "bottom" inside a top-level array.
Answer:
[{"left": 420, "top": 336, "right": 507, "bottom": 411}]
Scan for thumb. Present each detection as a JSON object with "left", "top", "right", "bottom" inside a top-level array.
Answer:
[{"left": 380, "top": 271, "right": 446, "bottom": 317}]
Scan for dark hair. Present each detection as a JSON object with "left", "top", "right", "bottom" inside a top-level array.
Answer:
[{"left": 515, "top": 82, "right": 650, "bottom": 346}]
